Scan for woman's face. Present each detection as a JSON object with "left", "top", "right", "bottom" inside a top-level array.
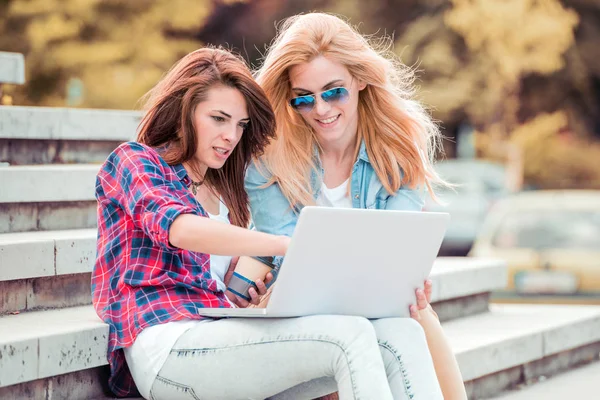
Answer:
[
  {"left": 288, "top": 55, "right": 365, "bottom": 147},
  {"left": 193, "top": 84, "right": 249, "bottom": 171}
]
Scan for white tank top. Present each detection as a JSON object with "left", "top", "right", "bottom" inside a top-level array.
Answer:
[{"left": 316, "top": 178, "right": 352, "bottom": 208}]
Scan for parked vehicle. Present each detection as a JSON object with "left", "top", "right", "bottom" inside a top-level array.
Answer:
[
  {"left": 426, "top": 159, "right": 510, "bottom": 256},
  {"left": 469, "top": 190, "right": 600, "bottom": 302}
]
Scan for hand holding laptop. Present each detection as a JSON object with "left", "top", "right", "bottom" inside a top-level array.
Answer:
[{"left": 410, "top": 279, "right": 439, "bottom": 322}]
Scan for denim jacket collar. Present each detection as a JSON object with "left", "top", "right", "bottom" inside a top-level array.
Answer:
[{"left": 357, "top": 140, "right": 370, "bottom": 163}]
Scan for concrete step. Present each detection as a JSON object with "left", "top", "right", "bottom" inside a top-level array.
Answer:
[
  {"left": 487, "top": 360, "right": 600, "bottom": 399},
  {"left": 0, "top": 306, "right": 109, "bottom": 398},
  {"left": 450, "top": 304, "right": 600, "bottom": 399},
  {"left": 0, "top": 165, "right": 99, "bottom": 233},
  {"left": 0, "top": 52, "right": 25, "bottom": 85},
  {"left": 427, "top": 257, "right": 507, "bottom": 322},
  {"left": 0, "top": 165, "right": 99, "bottom": 203},
  {"left": 0, "top": 229, "right": 96, "bottom": 313},
  {"left": 0, "top": 229, "right": 96, "bottom": 281},
  {"left": 0, "top": 106, "right": 139, "bottom": 165},
  {"left": 0, "top": 200, "right": 97, "bottom": 234},
  {"left": 0, "top": 229, "right": 506, "bottom": 317},
  {"left": 1, "top": 304, "right": 599, "bottom": 399}
]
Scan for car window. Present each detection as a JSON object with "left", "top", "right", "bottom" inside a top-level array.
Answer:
[{"left": 492, "top": 210, "right": 600, "bottom": 250}]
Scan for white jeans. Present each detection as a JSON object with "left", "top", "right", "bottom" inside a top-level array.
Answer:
[{"left": 148, "top": 315, "right": 443, "bottom": 400}]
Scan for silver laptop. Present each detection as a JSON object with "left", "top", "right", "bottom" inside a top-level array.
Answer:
[{"left": 197, "top": 207, "right": 450, "bottom": 319}]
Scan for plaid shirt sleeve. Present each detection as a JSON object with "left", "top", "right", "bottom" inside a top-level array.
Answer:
[{"left": 98, "top": 142, "right": 196, "bottom": 250}]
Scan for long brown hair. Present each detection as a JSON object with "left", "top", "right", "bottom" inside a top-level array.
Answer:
[{"left": 137, "top": 48, "right": 276, "bottom": 227}]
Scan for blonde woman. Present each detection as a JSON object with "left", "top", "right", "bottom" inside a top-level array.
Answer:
[{"left": 246, "top": 13, "right": 467, "bottom": 400}]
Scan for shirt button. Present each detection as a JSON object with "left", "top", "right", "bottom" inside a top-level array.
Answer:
[{"left": 354, "top": 194, "right": 359, "bottom": 199}]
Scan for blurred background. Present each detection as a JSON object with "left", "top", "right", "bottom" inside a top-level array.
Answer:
[{"left": 1, "top": 0, "right": 599, "bottom": 304}]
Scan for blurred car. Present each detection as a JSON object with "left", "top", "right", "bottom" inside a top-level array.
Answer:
[
  {"left": 469, "top": 190, "right": 600, "bottom": 301},
  {"left": 426, "top": 159, "right": 511, "bottom": 256}
]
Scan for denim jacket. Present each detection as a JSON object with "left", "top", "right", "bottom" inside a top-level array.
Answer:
[{"left": 245, "top": 141, "right": 425, "bottom": 246}]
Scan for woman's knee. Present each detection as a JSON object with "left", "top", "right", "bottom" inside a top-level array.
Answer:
[
  {"left": 305, "top": 315, "right": 380, "bottom": 357},
  {"left": 372, "top": 317, "right": 427, "bottom": 346},
  {"left": 321, "top": 315, "right": 377, "bottom": 341},
  {"left": 398, "top": 317, "right": 425, "bottom": 337}
]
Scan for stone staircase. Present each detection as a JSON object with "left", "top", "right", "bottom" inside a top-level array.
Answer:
[{"left": 1, "top": 56, "right": 600, "bottom": 400}]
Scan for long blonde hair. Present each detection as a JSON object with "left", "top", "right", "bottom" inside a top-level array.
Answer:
[{"left": 255, "top": 12, "right": 444, "bottom": 207}]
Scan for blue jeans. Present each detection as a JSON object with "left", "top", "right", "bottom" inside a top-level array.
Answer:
[{"left": 148, "top": 315, "right": 443, "bottom": 400}]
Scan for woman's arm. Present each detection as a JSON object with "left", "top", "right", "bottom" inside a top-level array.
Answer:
[
  {"left": 169, "top": 214, "right": 289, "bottom": 256},
  {"left": 411, "top": 283, "right": 467, "bottom": 400},
  {"left": 99, "top": 143, "right": 289, "bottom": 258}
]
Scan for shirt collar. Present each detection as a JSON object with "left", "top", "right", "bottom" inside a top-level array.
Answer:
[
  {"left": 357, "top": 140, "right": 370, "bottom": 163},
  {"left": 173, "top": 163, "right": 191, "bottom": 186}
]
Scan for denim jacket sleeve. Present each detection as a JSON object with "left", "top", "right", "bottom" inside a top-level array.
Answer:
[
  {"left": 383, "top": 185, "right": 425, "bottom": 211},
  {"left": 245, "top": 161, "right": 300, "bottom": 237},
  {"left": 245, "top": 161, "right": 301, "bottom": 269}
]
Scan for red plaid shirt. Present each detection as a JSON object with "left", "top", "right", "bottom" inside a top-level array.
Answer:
[{"left": 92, "top": 142, "right": 232, "bottom": 397}]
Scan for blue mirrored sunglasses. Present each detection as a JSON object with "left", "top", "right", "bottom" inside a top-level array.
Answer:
[{"left": 289, "top": 87, "right": 350, "bottom": 113}]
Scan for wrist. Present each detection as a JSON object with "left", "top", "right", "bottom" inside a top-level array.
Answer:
[
  {"left": 420, "top": 306, "right": 440, "bottom": 324},
  {"left": 266, "top": 234, "right": 288, "bottom": 256},
  {"left": 275, "top": 235, "right": 290, "bottom": 256}
]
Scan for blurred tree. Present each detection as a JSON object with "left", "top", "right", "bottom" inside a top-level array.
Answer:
[
  {"left": 394, "top": 0, "right": 579, "bottom": 135},
  {"left": 391, "top": 0, "right": 592, "bottom": 187},
  {"left": 445, "top": 0, "right": 578, "bottom": 134},
  {"left": 444, "top": 0, "right": 580, "bottom": 189},
  {"left": 519, "top": 0, "right": 600, "bottom": 140},
  {"left": 194, "top": 0, "right": 330, "bottom": 68},
  {"left": 392, "top": 9, "right": 467, "bottom": 130},
  {"left": 0, "top": 0, "right": 243, "bottom": 109},
  {"left": 476, "top": 111, "right": 600, "bottom": 189}
]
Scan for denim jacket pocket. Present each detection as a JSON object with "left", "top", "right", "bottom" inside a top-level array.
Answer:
[
  {"left": 368, "top": 186, "right": 389, "bottom": 210},
  {"left": 374, "top": 196, "right": 388, "bottom": 210},
  {"left": 365, "top": 194, "right": 388, "bottom": 209}
]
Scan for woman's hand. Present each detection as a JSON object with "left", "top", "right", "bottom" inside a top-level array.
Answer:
[
  {"left": 409, "top": 279, "right": 439, "bottom": 322},
  {"left": 223, "top": 257, "right": 274, "bottom": 308}
]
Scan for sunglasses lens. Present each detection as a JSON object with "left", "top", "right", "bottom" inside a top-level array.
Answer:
[
  {"left": 321, "top": 87, "right": 349, "bottom": 104},
  {"left": 290, "top": 96, "right": 315, "bottom": 112}
]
